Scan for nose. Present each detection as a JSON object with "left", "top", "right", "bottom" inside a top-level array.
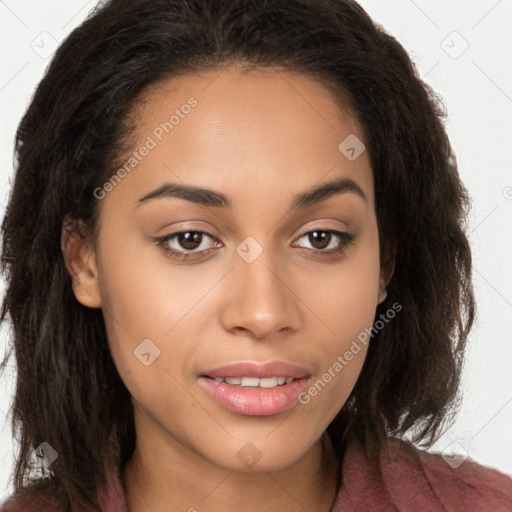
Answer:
[{"left": 220, "top": 240, "right": 302, "bottom": 340}]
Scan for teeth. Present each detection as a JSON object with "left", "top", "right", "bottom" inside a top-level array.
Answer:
[
  {"left": 241, "top": 377, "right": 260, "bottom": 387},
  {"left": 212, "top": 376, "right": 295, "bottom": 388},
  {"left": 259, "top": 377, "right": 278, "bottom": 388}
]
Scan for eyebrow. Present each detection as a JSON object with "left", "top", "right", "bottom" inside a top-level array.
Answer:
[{"left": 136, "top": 176, "right": 367, "bottom": 210}]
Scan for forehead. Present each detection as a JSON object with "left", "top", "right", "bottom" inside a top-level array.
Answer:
[{"left": 101, "top": 63, "right": 374, "bottom": 217}]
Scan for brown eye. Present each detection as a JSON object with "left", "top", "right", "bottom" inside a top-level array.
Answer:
[
  {"left": 307, "top": 230, "right": 332, "bottom": 250},
  {"left": 175, "top": 231, "right": 204, "bottom": 250},
  {"left": 295, "top": 229, "right": 352, "bottom": 252},
  {"left": 157, "top": 230, "right": 218, "bottom": 259}
]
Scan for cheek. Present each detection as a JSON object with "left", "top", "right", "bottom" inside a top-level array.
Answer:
[
  {"left": 95, "top": 226, "right": 224, "bottom": 392},
  {"left": 295, "top": 265, "right": 377, "bottom": 430},
  {"left": 95, "top": 238, "right": 199, "bottom": 419},
  {"left": 315, "top": 265, "right": 378, "bottom": 330},
  {"left": 304, "top": 228, "right": 381, "bottom": 349},
  {"left": 96, "top": 224, "right": 202, "bottom": 334},
  {"left": 296, "top": 232, "right": 379, "bottom": 411}
]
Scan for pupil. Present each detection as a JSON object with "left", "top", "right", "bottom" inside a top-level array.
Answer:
[
  {"left": 310, "top": 230, "right": 330, "bottom": 249},
  {"left": 179, "top": 232, "right": 201, "bottom": 250}
]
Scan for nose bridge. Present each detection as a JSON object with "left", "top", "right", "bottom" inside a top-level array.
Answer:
[
  {"left": 235, "top": 234, "right": 286, "bottom": 311},
  {"left": 221, "top": 234, "right": 300, "bottom": 337}
]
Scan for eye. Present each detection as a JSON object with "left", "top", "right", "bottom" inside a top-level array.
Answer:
[
  {"left": 153, "top": 228, "right": 356, "bottom": 261},
  {"left": 155, "top": 230, "right": 218, "bottom": 260},
  {"left": 292, "top": 229, "right": 356, "bottom": 256}
]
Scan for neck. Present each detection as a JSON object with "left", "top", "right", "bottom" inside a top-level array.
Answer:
[{"left": 122, "top": 431, "right": 340, "bottom": 512}]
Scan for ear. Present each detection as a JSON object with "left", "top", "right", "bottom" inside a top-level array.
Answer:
[
  {"left": 378, "top": 242, "right": 396, "bottom": 299},
  {"left": 61, "top": 216, "right": 102, "bottom": 308}
]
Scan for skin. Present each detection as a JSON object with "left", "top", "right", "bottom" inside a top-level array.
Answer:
[{"left": 63, "top": 63, "right": 393, "bottom": 511}]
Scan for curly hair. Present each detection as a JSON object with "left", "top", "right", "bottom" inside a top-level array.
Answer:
[{"left": 0, "top": 0, "right": 475, "bottom": 509}]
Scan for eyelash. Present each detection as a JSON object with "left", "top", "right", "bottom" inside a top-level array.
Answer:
[{"left": 153, "top": 228, "right": 356, "bottom": 261}]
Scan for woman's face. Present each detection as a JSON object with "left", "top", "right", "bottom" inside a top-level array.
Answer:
[{"left": 69, "top": 64, "right": 385, "bottom": 472}]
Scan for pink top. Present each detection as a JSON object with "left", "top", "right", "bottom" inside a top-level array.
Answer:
[{"left": 3, "top": 438, "right": 512, "bottom": 511}]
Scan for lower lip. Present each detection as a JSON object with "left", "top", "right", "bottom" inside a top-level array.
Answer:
[{"left": 198, "top": 376, "right": 310, "bottom": 416}]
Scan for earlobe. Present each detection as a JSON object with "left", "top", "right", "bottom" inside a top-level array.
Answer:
[
  {"left": 378, "top": 243, "right": 396, "bottom": 303},
  {"left": 377, "top": 288, "right": 387, "bottom": 304},
  {"left": 61, "top": 218, "right": 102, "bottom": 308}
]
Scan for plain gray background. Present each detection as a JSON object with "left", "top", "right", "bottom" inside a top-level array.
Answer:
[{"left": 1, "top": 0, "right": 511, "bottom": 500}]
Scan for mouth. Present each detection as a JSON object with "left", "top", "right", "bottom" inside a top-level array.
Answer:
[
  {"left": 198, "top": 361, "right": 312, "bottom": 416},
  {"left": 203, "top": 376, "right": 297, "bottom": 388}
]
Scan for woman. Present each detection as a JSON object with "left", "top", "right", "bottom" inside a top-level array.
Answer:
[{"left": 1, "top": 0, "right": 511, "bottom": 510}]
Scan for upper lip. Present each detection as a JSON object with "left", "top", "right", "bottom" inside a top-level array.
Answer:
[{"left": 201, "top": 361, "right": 312, "bottom": 379}]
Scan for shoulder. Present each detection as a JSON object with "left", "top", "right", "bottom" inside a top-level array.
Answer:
[
  {"left": 386, "top": 438, "right": 512, "bottom": 510},
  {"left": 0, "top": 495, "right": 59, "bottom": 512},
  {"left": 332, "top": 436, "right": 512, "bottom": 511},
  {"left": 0, "top": 467, "right": 127, "bottom": 512},
  {"left": 0, "top": 482, "right": 68, "bottom": 512}
]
